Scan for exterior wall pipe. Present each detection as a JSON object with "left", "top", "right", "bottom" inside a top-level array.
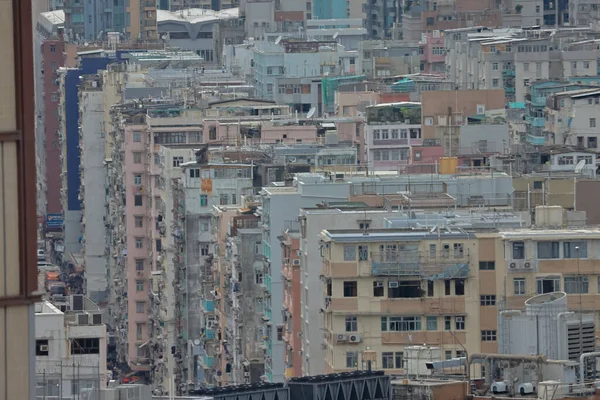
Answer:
[
  {"left": 579, "top": 351, "right": 600, "bottom": 384},
  {"left": 557, "top": 312, "right": 574, "bottom": 361}
]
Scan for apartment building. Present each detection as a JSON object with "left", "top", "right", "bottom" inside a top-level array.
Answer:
[
  {"left": 420, "top": 89, "right": 506, "bottom": 155},
  {"left": 79, "top": 76, "right": 108, "bottom": 305},
  {"left": 222, "top": 207, "right": 266, "bottom": 384},
  {"left": 175, "top": 156, "right": 254, "bottom": 392},
  {"left": 35, "top": 296, "right": 107, "bottom": 397},
  {"left": 0, "top": 1, "right": 39, "bottom": 398},
  {"left": 364, "top": 102, "right": 427, "bottom": 170},
  {"left": 126, "top": 0, "right": 158, "bottom": 41},
  {"left": 319, "top": 227, "right": 480, "bottom": 373},
  {"left": 545, "top": 88, "right": 600, "bottom": 149},
  {"left": 444, "top": 28, "right": 600, "bottom": 102},
  {"left": 358, "top": 40, "right": 420, "bottom": 79},
  {"left": 41, "top": 33, "right": 66, "bottom": 217},
  {"left": 419, "top": 32, "right": 446, "bottom": 75},
  {"left": 280, "top": 226, "right": 303, "bottom": 379}
]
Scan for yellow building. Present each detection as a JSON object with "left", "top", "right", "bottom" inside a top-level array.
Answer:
[
  {"left": 319, "top": 225, "right": 600, "bottom": 374},
  {"left": 319, "top": 228, "right": 479, "bottom": 373}
]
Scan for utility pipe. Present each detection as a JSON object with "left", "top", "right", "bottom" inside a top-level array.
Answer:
[{"left": 579, "top": 351, "right": 600, "bottom": 384}]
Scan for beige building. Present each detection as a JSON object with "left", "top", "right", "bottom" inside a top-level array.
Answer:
[
  {"left": 127, "top": 0, "right": 158, "bottom": 41},
  {"left": 0, "top": 0, "right": 40, "bottom": 399},
  {"left": 319, "top": 221, "right": 600, "bottom": 374}
]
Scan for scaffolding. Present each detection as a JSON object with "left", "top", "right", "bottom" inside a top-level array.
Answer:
[{"left": 370, "top": 249, "right": 470, "bottom": 280}]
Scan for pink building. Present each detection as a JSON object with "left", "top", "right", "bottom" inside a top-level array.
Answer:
[
  {"left": 281, "top": 230, "right": 302, "bottom": 379},
  {"left": 419, "top": 34, "right": 446, "bottom": 75},
  {"left": 124, "top": 124, "right": 153, "bottom": 370},
  {"left": 42, "top": 37, "right": 66, "bottom": 215}
]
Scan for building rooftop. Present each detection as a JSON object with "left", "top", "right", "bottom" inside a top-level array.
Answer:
[
  {"left": 321, "top": 227, "right": 475, "bottom": 242},
  {"left": 40, "top": 10, "right": 65, "bottom": 27},
  {"left": 157, "top": 7, "right": 239, "bottom": 24},
  {"left": 500, "top": 228, "right": 600, "bottom": 238}
]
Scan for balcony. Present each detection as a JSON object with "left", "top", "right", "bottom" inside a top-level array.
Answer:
[
  {"left": 526, "top": 134, "right": 547, "bottom": 146},
  {"left": 525, "top": 115, "right": 546, "bottom": 127},
  {"left": 263, "top": 274, "right": 272, "bottom": 293},
  {"left": 370, "top": 250, "right": 469, "bottom": 279},
  {"left": 204, "top": 327, "right": 216, "bottom": 340},
  {"left": 201, "top": 299, "right": 215, "bottom": 313},
  {"left": 502, "top": 69, "right": 515, "bottom": 77},
  {"left": 505, "top": 87, "right": 515, "bottom": 93},
  {"left": 200, "top": 353, "right": 215, "bottom": 369}
]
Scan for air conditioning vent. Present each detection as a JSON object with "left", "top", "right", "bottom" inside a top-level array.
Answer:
[
  {"left": 375, "top": 281, "right": 384, "bottom": 288},
  {"left": 388, "top": 281, "right": 399, "bottom": 288},
  {"left": 510, "top": 262, "right": 517, "bottom": 269},
  {"left": 92, "top": 313, "right": 103, "bottom": 325},
  {"left": 336, "top": 334, "right": 347, "bottom": 342},
  {"left": 524, "top": 262, "right": 531, "bottom": 268},
  {"left": 40, "top": 344, "right": 49, "bottom": 352}
]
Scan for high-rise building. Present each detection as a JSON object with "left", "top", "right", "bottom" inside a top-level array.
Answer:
[{"left": 0, "top": 0, "right": 39, "bottom": 399}]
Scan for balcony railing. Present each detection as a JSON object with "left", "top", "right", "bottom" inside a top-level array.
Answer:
[{"left": 370, "top": 250, "right": 470, "bottom": 279}]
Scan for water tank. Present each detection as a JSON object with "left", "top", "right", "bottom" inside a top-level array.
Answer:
[
  {"left": 492, "top": 381, "right": 508, "bottom": 394},
  {"left": 524, "top": 291, "right": 568, "bottom": 316},
  {"left": 518, "top": 383, "right": 535, "bottom": 395},
  {"left": 439, "top": 157, "right": 458, "bottom": 174}
]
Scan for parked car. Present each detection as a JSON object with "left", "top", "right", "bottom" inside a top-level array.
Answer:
[
  {"left": 37, "top": 249, "right": 45, "bottom": 261},
  {"left": 37, "top": 261, "right": 53, "bottom": 272}
]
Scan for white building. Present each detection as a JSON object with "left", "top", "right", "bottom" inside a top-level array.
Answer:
[
  {"left": 79, "top": 78, "right": 108, "bottom": 305},
  {"left": 35, "top": 296, "right": 108, "bottom": 398},
  {"left": 444, "top": 27, "right": 600, "bottom": 102}
]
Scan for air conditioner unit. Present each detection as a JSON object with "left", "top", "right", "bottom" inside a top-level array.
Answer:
[
  {"left": 336, "top": 334, "right": 347, "bottom": 342},
  {"left": 456, "top": 316, "right": 464, "bottom": 322},
  {"left": 348, "top": 334, "right": 361, "bottom": 343},
  {"left": 375, "top": 281, "right": 384, "bottom": 288},
  {"left": 40, "top": 344, "right": 49, "bottom": 352},
  {"left": 388, "top": 281, "right": 399, "bottom": 288},
  {"left": 292, "top": 259, "right": 300, "bottom": 266}
]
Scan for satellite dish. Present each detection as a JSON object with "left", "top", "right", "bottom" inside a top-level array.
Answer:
[
  {"left": 275, "top": 36, "right": 282, "bottom": 45},
  {"left": 333, "top": 32, "right": 339, "bottom": 39},
  {"left": 193, "top": 339, "right": 200, "bottom": 345},
  {"left": 574, "top": 159, "right": 586, "bottom": 173},
  {"left": 306, "top": 107, "right": 316, "bottom": 119}
]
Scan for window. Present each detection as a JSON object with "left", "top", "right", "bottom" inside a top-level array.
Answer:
[
  {"left": 189, "top": 169, "right": 200, "bottom": 178},
  {"left": 134, "top": 195, "right": 143, "bottom": 206},
  {"left": 134, "top": 216, "right": 143, "bottom": 228},
  {"left": 584, "top": 61, "right": 590, "bottom": 69},
  {"left": 70, "top": 338, "right": 100, "bottom": 355},
  {"left": 346, "top": 352, "right": 358, "bottom": 368},
  {"left": 444, "top": 316, "right": 451, "bottom": 330},
  {"left": 133, "top": 152, "right": 142, "bottom": 164},
  {"left": 133, "top": 132, "right": 141, "bottom": 142},
  {"left": 444, "top": 280, "right": 451, "bottom": 295},
  {"left": 454, "top": 279, "right": 465, "bottom": 295},
  {"left": 572, "top": 61, "right": 578, "bottom": 70},
  {"left": 200, "top": 194, "right": 208, "bottom": 207},
  {"left": 455, "top": 316, "right": 465, "bottom": 330},
  {"left": 383, "top": 316, "right": 421, "bottom": 331},
  {"left": 173, "top": 156, "right": 184, "bottom": 167},
  {"left": 445, "top": 351, "right": 452, "bottom": 360},
  {"left": 136, "top": 302, "right": 145, "bottom": 313},
  {"left": 36, "top": 339, "right": 49, "bottom": 356},
  {"left": 492, "top": 78, "right": 499, "bottom": 87},
  {"left": 536, "top": 276, "right": 560, "bottom": 294},
  {"left": 479, "top": 261, "right": 495, "bottom": 270},
  {"left": 277, "top": 326, "right": 284, "bottom": 341},
  {"left": 343, "top": 281, "right": 357, "bottom": 297},
  {"left": 492, "top": 62, "right": 499, "bottom": 70},
  {"left": 591, "top": 118, "right": 596, "bottom": 128},
  {"left": 512, "top": 241, "right": 525, "bottom": 259},
  {"left": 219, "top": 194, "right": 229, "bottom": 205},
  {"left": 137, "top": 323, "right": 144, "bottom": 340},
  {"left": 373, "top": 281, "right": 384, "bottom": 296},
  {"left": 426, "top": 316, "right": 437, "bottom": 330},
  {"left": 564, "top": 276, "right": 588, "bottom": 294},
  {"left": 456, "top": 350, "right": 466, "bottom": 358},
  {"left": 255, "top": 272, "right": 263, "bottom": 284},
  {"left": 523, "top": 62, "right": 529, "bottom": 71},
  {"left": 481, "top": 330, "right": 497, "bottom": 341},
  {"left": 395, "top": 352, "right": 404, "bottom": 369},
  {"left": 345, "top": 316, "right": 358, "bottom": 332},
  {"left": 133, "top": 174, "right": 142, "bottom": 185},
  {"left": 358, "top": 245, "right": 368, "bottom": 261},
  {"left": 382, "top": 352, "right": 394, "bottom": 368},
  {"left": 50, "top": 45, "right": 56, "bottom": 53},
  {"left": 135, "top": 237, "right": 143, "bottom": 249},
  {"left": 200, "top": 244, "right": 209, "bottom": 256},
  {"left": 564, "top": 241, "right": 587, "bottom": 258},
  {"left": 51, "top": 93, "right": 58, "bottom": 102},
  {"left": 538, "top": 241, "right": 560, "bottom": 259},
  {"left": 513, "top": 278, "right": 526, "bottom": 295},
  {"left": 343, "top": 245, "right": 356, "bottom": 261},
  {"left": 389, "top": 280, "right": 422, "bottom": 298},
  {"left": 480, "top": 295, "right": 496, "bottom": 306},
  {"left": 135, "top": 259, "right": 144, "bottom": 271},
  {"left": 427, "top": 280, "right": 434, "bottom": 297},
  {"left": 136, "top": 280, "right": 144, "bottom": 292}
]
